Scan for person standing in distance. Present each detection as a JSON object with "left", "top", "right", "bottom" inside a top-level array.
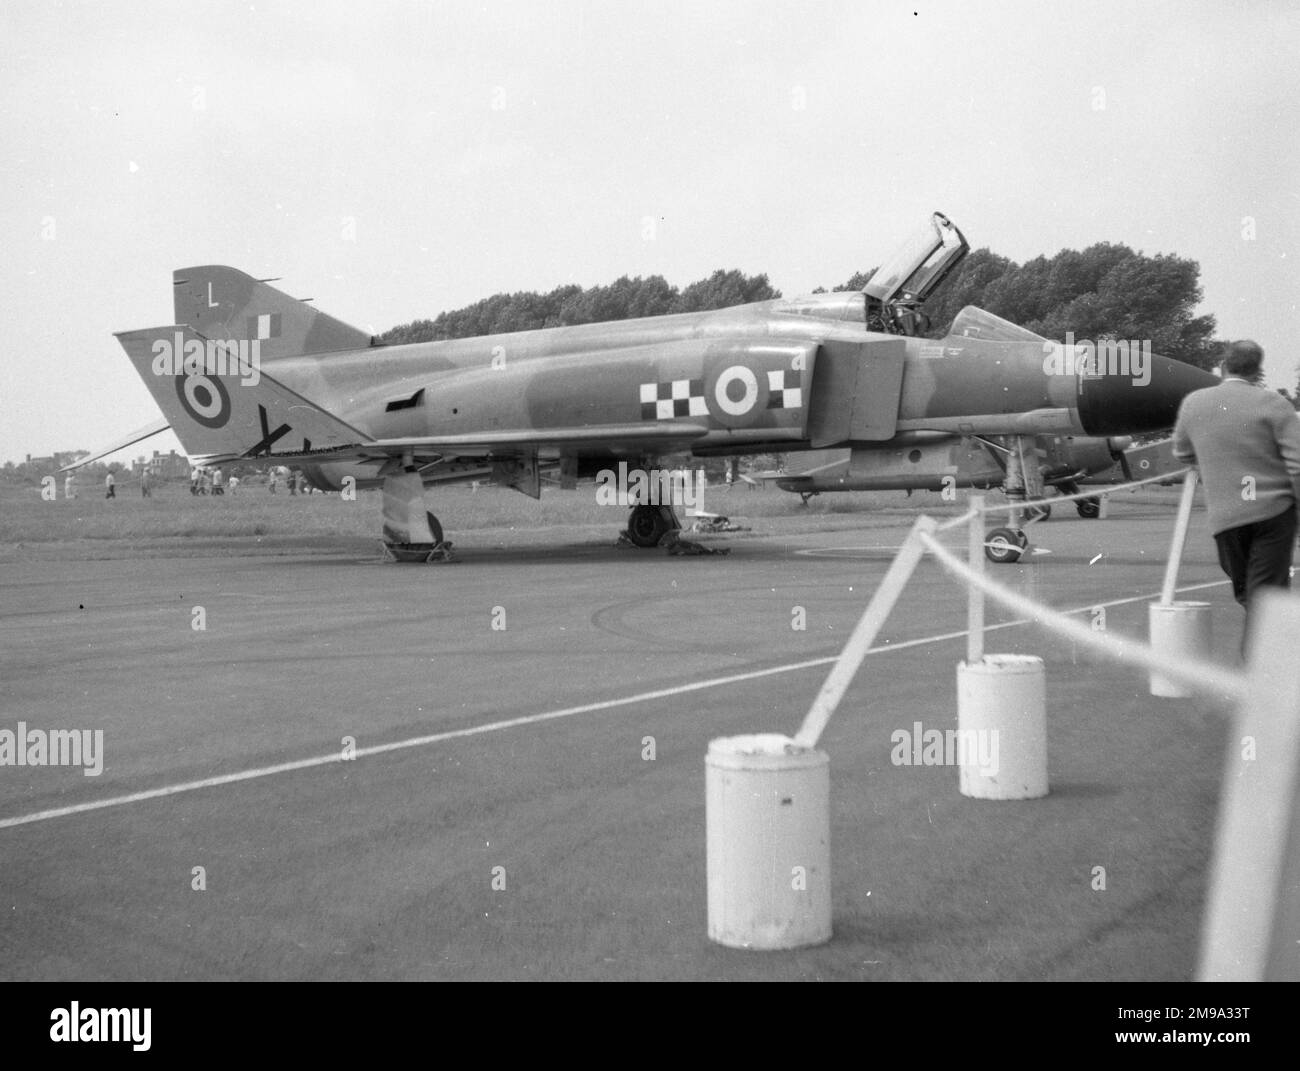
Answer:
[{"left": 1172, "top": 340, "right": 1300, "bottom": 652}]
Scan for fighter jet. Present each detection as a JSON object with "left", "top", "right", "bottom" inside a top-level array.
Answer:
[
  {"left": 769, "top": 434, "right": 1181, "bottom": 519},
  {"left": 81, "top": 212, "right": 1215, "bottom": 559}
]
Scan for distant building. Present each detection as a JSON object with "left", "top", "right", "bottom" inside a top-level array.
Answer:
[{"left": 131, "top": 450, "right": 189, "bottom": 481}]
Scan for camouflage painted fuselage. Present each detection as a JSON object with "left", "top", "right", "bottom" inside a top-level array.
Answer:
[{"left": 159, "top": 267, "right": 1216, "bottom": 492}]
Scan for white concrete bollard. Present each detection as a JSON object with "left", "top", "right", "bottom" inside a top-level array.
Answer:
[
  {"left": 706, "top": 734, "right": 831, "bottom": 950},
  {"left": 956, "top": 655, "right": 1048, "bottom": 800},
  {"left": 1148, "top": 601, "right": 1212, "bottom": 697}
]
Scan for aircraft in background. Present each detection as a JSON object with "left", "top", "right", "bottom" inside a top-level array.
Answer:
[
  {"left": 68, "top": 212, "right": 1214, "bottom": 560},
  {"left": 1078, "top": 437, "right": 1182, "bottom": 489},
  {"left": 769, "top": 434, "right": 1182, "bottom": 519}
]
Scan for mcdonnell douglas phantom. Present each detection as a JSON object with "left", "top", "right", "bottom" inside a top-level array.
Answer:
[{"left": 76, "top": 212, "right": 1214, "bottom": 560}]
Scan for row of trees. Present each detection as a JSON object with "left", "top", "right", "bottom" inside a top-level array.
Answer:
[
  {"left": 882, "top": 242, "right": 1220, "bottom": 371},
  {"left": 381, "top": 241, "right": 1228, "bottom": 376},
  {"left": 379, "top": 269, "right": 781, "bottom": 344}
]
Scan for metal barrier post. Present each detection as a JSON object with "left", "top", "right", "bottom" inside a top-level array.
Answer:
[
  {"left": 1198, "top": 592, "right": 1300, "bottom": 980},
  {"left": 967, "top": 495, "right": 985, "bottom": 665},
  {"left": 1149, "top": 470, "right": 1210, "bottom": 697},
  {"left": 1161, "top": 470, "right": 1199, "bottom": 606},
  {"left": 794, "top": 516, "right": 936, "bottom": 749}
]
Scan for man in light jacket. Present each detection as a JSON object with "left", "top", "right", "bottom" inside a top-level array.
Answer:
[{"left": 1172, "top": 340, "right": 1300, "bottom": 650}]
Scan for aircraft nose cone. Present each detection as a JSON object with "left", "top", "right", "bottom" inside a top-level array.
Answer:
[{"left": 1077, "top": 354, "right": 1218, "bottom": 436}]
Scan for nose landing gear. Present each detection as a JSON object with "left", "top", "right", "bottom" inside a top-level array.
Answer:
[
  {"left": 983, "top": 526, "right": 1030, "bottom": 564},
  {"left": 986, "top": 435, "right": 1044, "bottom": 564}
]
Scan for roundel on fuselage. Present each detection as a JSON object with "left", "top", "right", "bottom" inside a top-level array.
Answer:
[{"left": 705, "top": 364, "right": 769, "bottom": 427}]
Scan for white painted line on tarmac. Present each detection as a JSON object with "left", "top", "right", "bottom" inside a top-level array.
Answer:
[{"left": 0, "top": 578, "right": 1229, "bottom": 831}]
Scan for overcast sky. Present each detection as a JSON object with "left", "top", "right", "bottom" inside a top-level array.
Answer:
[{"left": 2, "top": 0, "right": 1296, "bottom": 465}]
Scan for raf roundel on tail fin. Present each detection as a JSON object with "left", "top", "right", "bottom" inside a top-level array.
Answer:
[
  {"left": 172, "top": 266, "right": 374, "bottom": 361},
  {"left": 116, "top": 325, "right": 372, "bottom": 462}
]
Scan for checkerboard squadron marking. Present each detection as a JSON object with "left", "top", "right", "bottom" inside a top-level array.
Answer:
[
  {"left": 640, "top": 379, "right": 707, "bottom": 420},
  {"left": 766, "top": 369, "right": 802, "bottom": 410}
]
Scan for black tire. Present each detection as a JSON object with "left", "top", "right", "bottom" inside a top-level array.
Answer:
[
  {"left": 626, "top": 505, "right": 672, "bottom": 548},
  {"left": 985, "top": 527, "right": 1025, "bottom": 564},
  {"left": 1076, "top": 496, "right": 1101, "bottom": 520},
  {"left": 426, "top": 511, "right": 444, "bottom": 544}
]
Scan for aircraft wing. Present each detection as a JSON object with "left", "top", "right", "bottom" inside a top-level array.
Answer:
[
  {"left": 176, "top": 423, "right": 707, "bottom": 467},
  {"left": 179, "top": 424, "right": 710, "bottom": 468},
  {"left": 58, "top": 417, "right": 172, "bottom": 472},
  {"left": 358, "top": 423, "right": 709, "bottom": 459}
]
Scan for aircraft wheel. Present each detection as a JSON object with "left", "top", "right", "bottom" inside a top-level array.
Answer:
[
  {"left": 426, "top": 511, "right": 444, "bottom": 544},
  {"left": 985, "top": 527, "right": 1025, "bottom": 564},
  {"left": 1076, "top": 497, "right": 1101, "bottom": 520},
  {"left": 627, "top": 504, "right": 672, "bottom": 548}
]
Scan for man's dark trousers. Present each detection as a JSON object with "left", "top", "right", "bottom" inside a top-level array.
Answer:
[{"left": 1214, "top": 505, "right": 1297, "bottom": 626}]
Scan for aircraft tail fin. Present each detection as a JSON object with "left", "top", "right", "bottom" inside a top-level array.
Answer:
[
  {"left": 116, "top": 325, "right": 372, "bottom": 463},
  {"left": 172, "top": 266, "right": 374, "bottom": 361}
]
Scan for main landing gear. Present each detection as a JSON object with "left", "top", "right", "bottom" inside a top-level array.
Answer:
[
  {"left": 619, "top": 505, "right": 728, "bottom": 554},
  {"left": 424, "top": 511, "right": 444, "bottom": 545},
  {"left": 623, "top": 504, "right": 682, "bottom": 548},
  {"left": 380, "top": 467, "right": 454, "bottom": 563}
]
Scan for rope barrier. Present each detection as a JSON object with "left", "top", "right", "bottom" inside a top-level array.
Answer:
[
  {"left": 785, "top": 468, "right": 1295, "bottom": 979},
  {"left": 982, "top": 466, "right": 1190, "bottom": 514},
  {"left": 935, "top": 506, "right": 979, "bottom": 532},
  {"left": 918, "top": 530, "right": 1246, "bottom": 701},
  {"left": 793, "top": 517, "right": 936, "bottom": 748}
]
